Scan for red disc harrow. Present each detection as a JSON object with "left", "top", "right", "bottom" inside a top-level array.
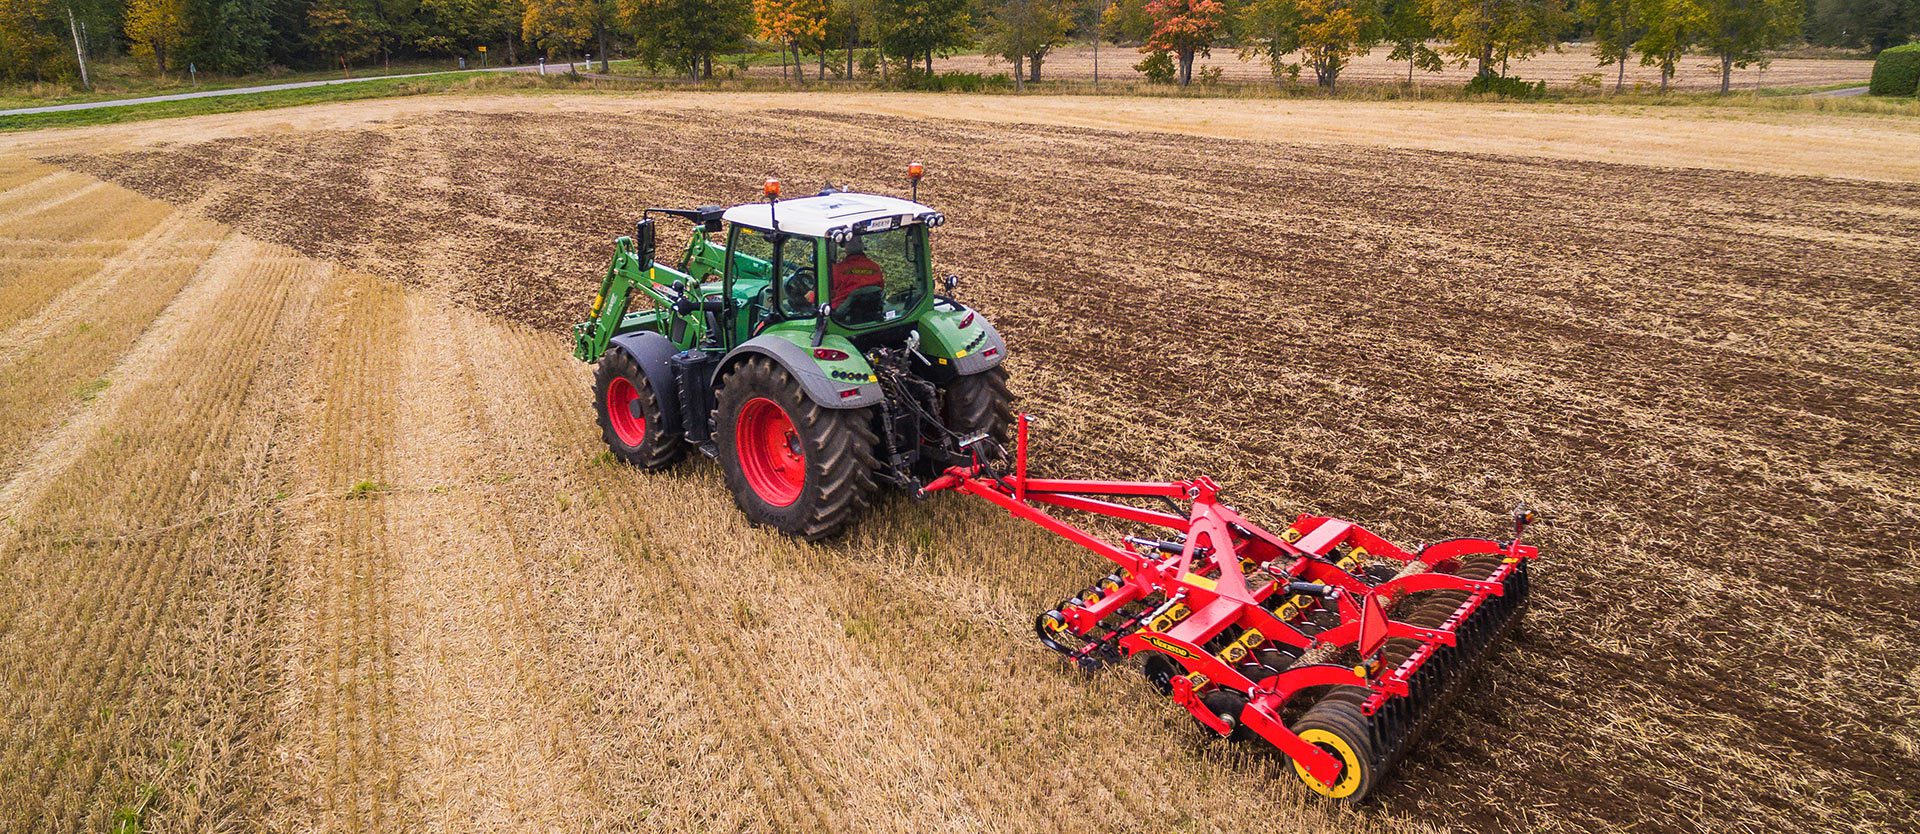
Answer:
[{"left": 923, "top": 416, "right": 1540, "bottom": 801}]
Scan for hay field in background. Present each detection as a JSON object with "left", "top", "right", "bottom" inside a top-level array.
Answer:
[{"left": 1, "top": 92, "right": 1915, "bottom": 833}]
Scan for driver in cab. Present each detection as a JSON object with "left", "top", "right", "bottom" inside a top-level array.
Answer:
[{"left": 829, "top": 236, "right": 885, "bottom": 307}]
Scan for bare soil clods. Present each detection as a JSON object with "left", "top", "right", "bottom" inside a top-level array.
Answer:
[{"left": 17, "top": 102, "right": 1920, "bottom": 833}]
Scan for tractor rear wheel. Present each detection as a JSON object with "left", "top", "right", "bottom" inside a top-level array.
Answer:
[
  {"left": 594, "top": 347, "right": 683, "bottom": 469},
  {"left": 942, "top": 366, "right": 1015, "bottom": 444},
  {"left": 716, "top": 356, "right": 878, "bottom": 541}
]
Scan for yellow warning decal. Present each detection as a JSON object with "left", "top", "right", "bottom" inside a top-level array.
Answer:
[{"left": 1140, "top": 635, "right": 1196, "bottom": 659}]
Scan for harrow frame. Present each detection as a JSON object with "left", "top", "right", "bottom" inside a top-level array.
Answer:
[{"left": 922, "top": 416, "right": 1538, "bottom": 794}]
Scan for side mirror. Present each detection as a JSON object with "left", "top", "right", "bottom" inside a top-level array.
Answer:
[
  {"left": 942, "top": 273, "right": 959, "bottom": 294},
  {"left": 635, "top": 217, "right": 657, "bottom": 267}
]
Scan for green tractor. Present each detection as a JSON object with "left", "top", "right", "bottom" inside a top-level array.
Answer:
[{"left": 573, "top": 170, "right": 1013, "bottom": 539}]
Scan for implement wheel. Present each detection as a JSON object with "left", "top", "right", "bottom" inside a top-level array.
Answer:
[
  {"left": 1289, "top": 698, "right": 1379, "bottom": 802},
  {"left": 716, "top": 356, "right": 877, "bottom": 541},
  {"left": 594, "top": 347, "right": 683, "bottom": 469}
]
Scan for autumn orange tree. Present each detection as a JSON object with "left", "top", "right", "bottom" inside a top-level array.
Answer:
[
  {"left": 1141, "top": 0, "right": 1225, "bottom": 85},
  {"left": 755, "top": 0, "right": 829, "bottom": 80}
]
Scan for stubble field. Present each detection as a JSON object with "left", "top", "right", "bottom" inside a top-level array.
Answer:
[{"left": 1, "top": 93, "right": 1916, "bottom": 834}]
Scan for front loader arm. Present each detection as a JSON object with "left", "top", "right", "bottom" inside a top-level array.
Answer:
[{"left": 573, "top": 235, "right": 696, "bottom": 362}]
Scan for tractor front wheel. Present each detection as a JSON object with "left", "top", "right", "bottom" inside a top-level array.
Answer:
[
  {"left": 594, "top": 347, "right": 683, "bottom": 469},
  {"left": 716, "top": 356, "right": 878, "bottom": 541}
]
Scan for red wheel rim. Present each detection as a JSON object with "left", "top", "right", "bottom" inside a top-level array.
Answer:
[
  {"left": 736, "top": 397, "right": 805, "bottom": 507},
  {"left": 606, "top": 377, "right": 645, "bottom": 447}
]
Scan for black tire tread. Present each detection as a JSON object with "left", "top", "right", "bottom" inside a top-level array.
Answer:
[
  {"left": 1290, "top": 696, "right": 1379, "bottom": 802},
  {"left": 942, "top": 366, "right": 1015, "bottom": 442},
  {"left": 716, "top": 356, "right": 878, "bottom": 541},
  {"left": 594, "top": 347, "right": 683, "bottom": 470}
]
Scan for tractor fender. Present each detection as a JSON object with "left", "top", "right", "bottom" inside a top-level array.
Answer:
[
  {"left": 607, "top": 330, "right": 682, "bottom": 434},
  {"left": 917, "top": 301, "right": 1007, "bottom": 379},
  {"left": 718, "top": 333, "right": 883, "bottom": 409},
  {"left": 952, "top": 317, "right": 1007, "bottom": 376}
]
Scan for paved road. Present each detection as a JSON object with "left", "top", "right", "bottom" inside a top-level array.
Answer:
[
  {"left": 1807, "top": 85, "right": 1871, "bottom": 98},
  {"left": 0, "top": 63, "right": 544, "bottom": 117}
]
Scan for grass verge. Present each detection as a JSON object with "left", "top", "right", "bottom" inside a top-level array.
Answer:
[{"left": 0, "top": 73, "right": 572, "bottom": 132}]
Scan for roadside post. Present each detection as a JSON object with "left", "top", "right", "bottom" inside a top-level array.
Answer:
[{"left": 66, "top": 6, "right": 91, "bottom": 91}]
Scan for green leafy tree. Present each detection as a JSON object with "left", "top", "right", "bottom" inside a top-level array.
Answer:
[
  {"left": 308, "top": 0, "right": 378, "bottom": 68},
  {"left": 1240, "top": 0, "right": 1381, "bottom": 90},
  {"left": 1806, "top": 0, "right": 1919, "bottom": 52},
  {"left": 418, "top": 0, "right": 521, "bottom": 57},
  {"left": 523, "top": 0, "right": 614, "bottom": 68},
  {"left": 0, "top": 0, "right": 71, "bottom": 82},
  {"left": 1696, "top": 0, "right": 1801, "bottom": 92},
  {"left": 1101, "top": 0, "right": 1153, "bottom": 41},
  {"left": 1421, "top": 0, "right": 1570, "bottom": 78},
  {"left": 127, "top": 0, "right": 190, "bottom": 72},
  {"left": 827, "top": 0, "right": 869, "bottom": 79},
  {"left": 1142, "top": 0, "right": 1224, "bottom": 84},
  {"left": 625, "top": 0, "right": 751, "bottom": 78},
  {"left": 873, "top": 0, "right": 970, "bottom": 74},
  {"left": 1381, "top": 0, "right": 1442, "bottom": 82},
  {"left": 189, "top": 0, "right": 278, "bottom": 72},
  {"left": 1633, "top": 0, "right": 1701, "bottom": 89},
  {"left": 1580, "top": 0, "right": 1642, "bottom": 91},
  {"left": 984, "top": 0, "right": 1072, "bottom": 83}
]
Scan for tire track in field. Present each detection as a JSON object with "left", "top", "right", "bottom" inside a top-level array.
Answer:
[
  {"left": 267, "top": 268, "right": 411, "bottom": 834},
  {"left": 0, "top": 234, "right": 321, "bottom": 832},
  {"left": 376, "top": 294, "right": 596, "bottom": 829},
  {"left": 0, "top": 209, "right": 223, "bottom": 364},
  {"left": 0, "top": 156, "right": 57, "bottom": 193},
  {"left": 0, "top": 210, "right": 226, "bottom": 480},
  {"left": 470, "top": 327, "right": 846, "bottom": 832},
  {"left": 0, "top": 168, "right": 100, "bottom": 219}
]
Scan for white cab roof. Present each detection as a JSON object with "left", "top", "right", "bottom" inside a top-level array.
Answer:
[{"left": 722, "top": 192, "right": 938, "bottom": 238}]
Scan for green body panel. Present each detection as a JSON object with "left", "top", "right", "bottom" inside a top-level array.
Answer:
[
  {"left": 572, "top": 212, "right": 995, "bottom": 406},
  {"left": 914, "top": 302, "right": 989, "bottom": 369},
  {"left": 752, "top": 320, "right": 878, "bottom": 383}
]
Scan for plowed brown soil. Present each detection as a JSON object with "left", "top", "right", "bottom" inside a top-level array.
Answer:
[{"left": 6, "top": 96, "right": 1917, "bottom": 834}]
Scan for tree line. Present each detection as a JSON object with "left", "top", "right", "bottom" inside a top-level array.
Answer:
[{"left": 4, "top": 0, "right": 1915, "bottom": 91}]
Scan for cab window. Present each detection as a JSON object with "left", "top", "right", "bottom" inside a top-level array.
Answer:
[
  {"left": 830, "top": 225, "right": 926, "bottom": 328},
  {"left": 730, "top": 226, "right": 819, "bottom": 319}
]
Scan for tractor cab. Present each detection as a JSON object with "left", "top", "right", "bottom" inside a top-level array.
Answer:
[
  {"left": 716, "top": 189, "right": 944, "bottom": 336},
  {"left": 626, "top": 188, "right": 946, "bottom": 350}
]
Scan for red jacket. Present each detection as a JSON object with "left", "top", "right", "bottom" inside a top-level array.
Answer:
[{"left": 829, "top": 253, "right": 885, "bottom": 307}]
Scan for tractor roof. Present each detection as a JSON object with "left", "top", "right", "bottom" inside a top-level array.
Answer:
[{"left": 722, "top": 192, "right": 943, "bottom": 239}]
